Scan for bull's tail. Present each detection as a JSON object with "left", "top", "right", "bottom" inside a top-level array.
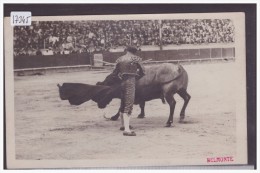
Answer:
[
  {"left": 179, "top": 64, "right": 189, "bottom": 90},
  {"left": 177, "top": 64, "right": 185, "bottom": 74}
]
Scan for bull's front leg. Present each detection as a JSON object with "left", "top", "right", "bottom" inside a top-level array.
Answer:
[
  {"left": 110, "top": 110, "right": 120, "bottom": 121},
  {"left": 137, "top": 102, "right": 145, "bottom": 118}
]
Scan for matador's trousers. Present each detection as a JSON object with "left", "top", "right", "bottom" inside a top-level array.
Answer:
[{"left": 119, "top": 75, "right": 136, "bottom": 115}]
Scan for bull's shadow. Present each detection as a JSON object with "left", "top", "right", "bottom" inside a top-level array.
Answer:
[{"left": 130, "top": 116, "right": 198, "bottom": 131}]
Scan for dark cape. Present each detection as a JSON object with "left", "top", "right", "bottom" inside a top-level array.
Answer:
[{"left": 58, "top": 83, "right": 121, "bottom": 108}]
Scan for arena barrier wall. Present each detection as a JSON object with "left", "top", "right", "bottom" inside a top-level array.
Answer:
[
  {"left": 14, "top": 52, "right": 91, "bottom": 69},
  {"left": 14, "top": 45, "right": 235, "bottom": 71},
  {"left": 103, "top": 46, "right": 235, "bottom": 63}
]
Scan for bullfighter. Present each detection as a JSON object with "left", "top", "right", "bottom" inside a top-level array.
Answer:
[{"left": 112, "top": 46, "right": 145, "bottom": 136}]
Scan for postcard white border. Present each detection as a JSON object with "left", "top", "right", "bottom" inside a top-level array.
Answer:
[{"left": 3, "top": 11, "right": 249, "bottom": 170}]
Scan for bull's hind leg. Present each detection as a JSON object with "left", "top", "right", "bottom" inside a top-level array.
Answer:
[
  {"left": 165, "top": 93, "right": 176, "bottom": 127},
  {"left": 177, "top": 89, "right": 191, "bottom": 122}
]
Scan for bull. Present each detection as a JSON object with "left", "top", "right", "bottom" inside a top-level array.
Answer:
[{"left": 58, "top": 63, "right": 190, "bottom": 127}]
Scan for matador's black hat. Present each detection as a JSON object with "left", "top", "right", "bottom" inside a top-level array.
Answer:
[{"left": 125, "top": 46, "right": 138, "bottom": 54}]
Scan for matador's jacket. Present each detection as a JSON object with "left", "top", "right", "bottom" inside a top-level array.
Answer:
[{"left": 113, "top": 53, "right": 145, "bottom": 114}]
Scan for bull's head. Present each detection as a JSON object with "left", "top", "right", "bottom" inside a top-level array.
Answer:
[
  {"left": 93, "top": 84, "right": 121, "bottom": 108},
  {"left": 96, "top": 73, "right": 121, "bottom": 86}
]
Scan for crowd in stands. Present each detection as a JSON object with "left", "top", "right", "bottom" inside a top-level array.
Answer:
[
  {"left": 13, "top": 19, "right": 235, "bottom": 56},
  {"left": 161, "top": 19, "right": 235, "bottom": 45}
]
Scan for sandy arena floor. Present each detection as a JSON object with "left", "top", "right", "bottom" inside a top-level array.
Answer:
[{"left": 13, "top": 62, "right": 237, "bottom": 167}]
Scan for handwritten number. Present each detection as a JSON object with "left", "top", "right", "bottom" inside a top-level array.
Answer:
[{"left": 11, "top": 12, "right": 31, "bottom": 26}]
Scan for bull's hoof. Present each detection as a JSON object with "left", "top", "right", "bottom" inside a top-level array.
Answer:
[
  {"left": 120, "top": 126, "right": 134, "bottom": 131},
  {"left": 165, "top": 123, "right": 172, "bottom": 127},
  {"left": 179, "top": 116, "right": 185, "bottom": 123},
  {"left": 137, "top": 114, "right": 145, "bottom": 119},
  {"left": 110, "top": 116, "right": 119, "bottom": 121}
]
